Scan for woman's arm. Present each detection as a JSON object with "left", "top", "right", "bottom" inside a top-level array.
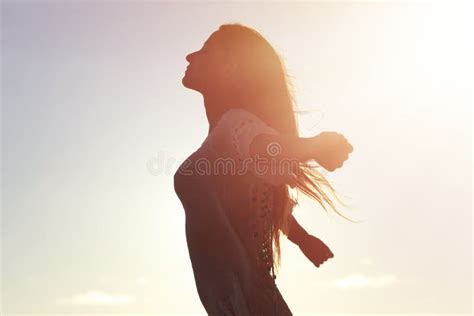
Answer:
[
  {"left": 287, "top": 214, "right": 309, "bottom": 245},
  {"left": 287, "top": 215, "right": 335, "bottom": 268},
  {"left": 248, "top": 131, "right": 353, "bottom": 172}
]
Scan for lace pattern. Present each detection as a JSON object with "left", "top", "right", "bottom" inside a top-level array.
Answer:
[
  {"left": 250, "top": 182, "right": 275, "bottom": 277},
  {"left": 228, "top": 110, "right": 278, "bottom": 279},
  {"left": 193, "top": 108, "right": 294, "bottom": 315},
  {"left": 231, "top": 117, "right": 259, "bottom": 163}
]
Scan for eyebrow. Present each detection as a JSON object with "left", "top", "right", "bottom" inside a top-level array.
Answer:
[
  {"left": 202, "top": 38, "right": 217, "bottom": 49},
  {"left": 204, "top": 38, "right": 216, "bottom": 47}
]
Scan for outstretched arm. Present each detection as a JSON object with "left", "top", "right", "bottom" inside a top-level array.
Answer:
[
  {"left": 287, "top": 214, "right": 310, "bottom": 245},
  {"left": 287, "top": 215, "right": 334, "bottom": 268},
  {"left": 249, "top": 131, "right": 353, "bottom": 173}
]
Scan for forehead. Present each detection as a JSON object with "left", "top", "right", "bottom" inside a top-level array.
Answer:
[
  {"left": 203, "top": 31, "right": 222, "bottom": 47},
  {"left": 201, "top": 31, "right": 232, "bottom": 61}
]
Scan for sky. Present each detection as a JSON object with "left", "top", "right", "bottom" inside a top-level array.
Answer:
[{"left": 1, "top": 1, "right": 472, "bottom": 315}]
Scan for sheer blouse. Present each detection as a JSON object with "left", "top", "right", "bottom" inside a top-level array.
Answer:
[{"left": 174, "top": 108, "right": 293, "bottom": 315}]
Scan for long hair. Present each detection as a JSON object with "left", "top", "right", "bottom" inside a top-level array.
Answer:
[{"left": 217, "top": 23, "right": 356, "bottom": 273}]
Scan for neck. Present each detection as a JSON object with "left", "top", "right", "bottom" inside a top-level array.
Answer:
[
  {"left": 203, "top": 93, "right": 249, "bottom": 135},
  {"left": 205, "top": 106, "right": 228, "bottom": 134}
]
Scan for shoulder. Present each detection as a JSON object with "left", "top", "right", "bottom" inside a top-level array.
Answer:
[
  {"left": 218, "top": 108, "right": 279, "bottom": 135},
  {"left": 205, "top": 107, "right": 279, "bottom": 156}
]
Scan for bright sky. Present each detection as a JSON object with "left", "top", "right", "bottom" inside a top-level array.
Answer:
[{"left": 2, "top": 1, "right": 472, "bottom": 315}]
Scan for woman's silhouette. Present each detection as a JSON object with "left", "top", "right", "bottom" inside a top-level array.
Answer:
[{"left": 174, "top": 23, "right": 354, "bottom": 315}]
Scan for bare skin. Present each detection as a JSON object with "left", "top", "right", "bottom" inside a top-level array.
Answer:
[
  {"left": 182, "top": 30, "right": 353, "bottom": 268},
  {"left": 249, "top": 132, "right": 353, "bottom": 173},
  {"left": 287, "top": 215, "right": 334, "bottom": 267}
]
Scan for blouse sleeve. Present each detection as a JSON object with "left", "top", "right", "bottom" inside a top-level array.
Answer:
[{"left": 211, "top": 108, "right": 297, "bottom": 187}]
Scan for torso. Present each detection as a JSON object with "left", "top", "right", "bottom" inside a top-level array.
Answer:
[{"left": 172, "top": 108, "right": 292, "bottom": 315}]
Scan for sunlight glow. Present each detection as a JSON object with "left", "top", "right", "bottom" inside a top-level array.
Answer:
[{"left": 55, "top": 290, "right": 135, "bottom": 306}]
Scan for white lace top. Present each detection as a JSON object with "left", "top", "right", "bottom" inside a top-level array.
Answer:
[
  {"left": 174, "top": 108, "right": 293, "bottom": 315},
  {"left": 204, "top": 108, "right": 297, "bottom": 187}
]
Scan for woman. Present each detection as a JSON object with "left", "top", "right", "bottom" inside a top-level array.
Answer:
[{"left": 174, "top": 23, "right": 354, "bottom": 315}]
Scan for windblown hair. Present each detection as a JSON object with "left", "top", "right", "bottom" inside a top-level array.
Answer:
[{"left": 217, "top": 23, "right": 357, "bottom": 274}]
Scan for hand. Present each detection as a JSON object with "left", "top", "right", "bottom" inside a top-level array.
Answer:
[
  {"left": 299, "top": 234, "right": 334, "bottom": 268},
  {"left": 312, "top": 131, "right": 353, "bottom": 171}
]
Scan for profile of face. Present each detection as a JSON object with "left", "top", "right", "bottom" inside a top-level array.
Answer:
[{"left": 182, "top": 31, "right": 238, "bottom": 94}]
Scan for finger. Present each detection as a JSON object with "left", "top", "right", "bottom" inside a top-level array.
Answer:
[
  {"left": 342, "top": 141, "right": 351, "bottom": 152},
  {"left": 347, "top": 143, "right": 354, "bottom": 153}
]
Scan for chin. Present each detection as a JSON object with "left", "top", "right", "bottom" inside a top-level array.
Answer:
[
  {"left": 182, "top": 77, "right": 199, "bottom": 92},
  {"left": 182, "top": 75, "right": 192, "bottom": 88}
]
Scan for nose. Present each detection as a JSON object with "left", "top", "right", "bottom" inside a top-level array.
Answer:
[{"left": 186, "top": 51, "right": 197, "bottom": 63}]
